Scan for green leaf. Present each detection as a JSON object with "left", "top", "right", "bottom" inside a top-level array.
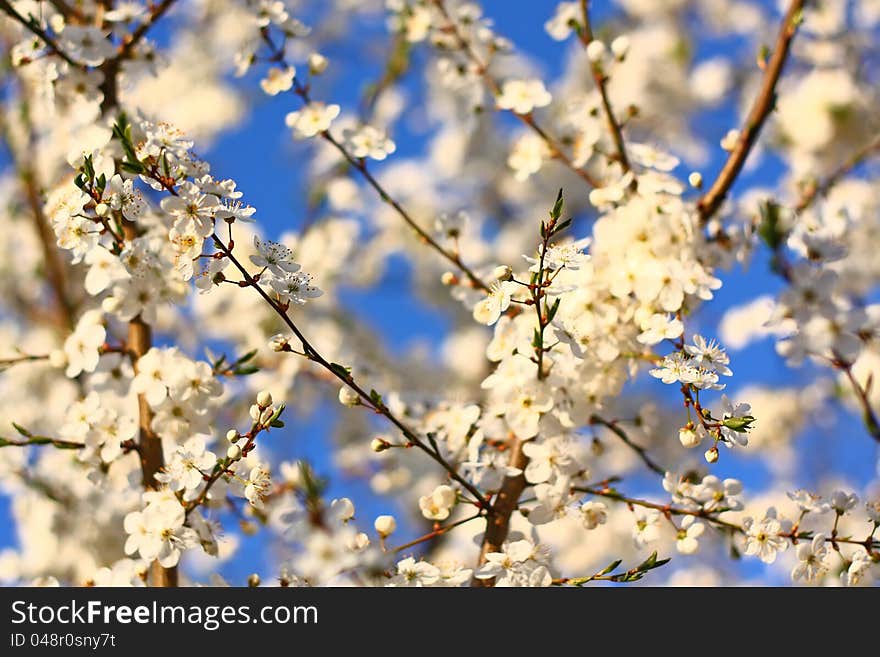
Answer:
[
  {"left": 120, "top": 160, "right": 146, "bottom": 175},
  {"left": 757, "top": 200, "right": 784, "bottom": 251},
  {"left": 597, "top": 559, "right": 622, "bottom": 577},
  {"left": 266, "top": 403, "right": 286, "bottom": 426},
  {"left": 426, "top": 431, "right": 440, "bottom": 454},
  {"left": 234, "top": 349, "right": 258, "bottom": 365},
  {"left": 722, "top": 415, "right": 756, "bottom": 433},
  {"left": 532, "top": 328, "right": 542, "bottom": 349},
  {"left": 638, "top": 551, "right": 658, "bottom": 570},
  {"left": 12, "top": 423, "right": 32, "bottom": 438},
  {"left": 550, "top": 188, "right": 564, "bottom": 220},
  {"left": 551, "top": 217, "right": 572, "bottom": 236}
]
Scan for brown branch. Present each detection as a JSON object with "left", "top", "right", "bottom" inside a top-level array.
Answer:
[
  {"left": 256, "top": 30, "right": 490, "bottom": 291},
  {"left": 391, "top": 513, "right": 483, "bottom": 554},
  {"left": 697, "top": 0, "right": 805, "bottom": 222},
  {"left": 116, "top": 0, "right": 177, "bottom": 61},
  {"left": 574, "top": 485, "right": 880, "bottom": 553},
  {"left": 45, "top": 0, "right": 83, "bottom": 21},
  {"left": 20, "top": 168, "right": 77, "bottom": 330},
  {"left": 0, "top": 353, "right": 49, "bottom": 370},
  {"left": 837, "top": 357, "right": 880, "bottom": 444},
  {"left": 794, "top": 134, "right": 880, "bottom": 212},
  {"left": 472, "top": 203, "right": 561, "bottom": 585},
  {"left": 100, "top": 22, "right": 175, "bottom": 582},
  {"left": 320, "top": 129, "right": 490, "bottom": 292},
  {"left": 210, "top": 233, "right": 490, "bottom": 510},
  {"left": 0, "top": 435, "right": 84, "bottom": 449},
  {"left": 287, "top": 79, "right": 490, "bottom": 292},
  {"left": 577, "top": 0, "right": 630, "bottom": 173},
  {"left": 590, "top": 415, "right": 666, "bottom": 476},
  {"left": 0, "top": 72, "right": 79, "bottom": 331},
  {"left": 472, "top": 436, "right": 528, "bottom": 586},
  {"left": 0, "top": 0, "right": 79, "bottom": 66},
  {"left": 120, "top": 227, "right": 177, "bottom": 587}
]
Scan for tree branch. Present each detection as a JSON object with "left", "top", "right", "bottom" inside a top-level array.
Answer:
[
  {"left": 210, "top": 234, "right": 490, "bottom": 511},
  {"left": 577, "top": 0, "right": 630, "bottom": 173},
  {"left": 116, "top": 0, "right": 177, "bottom": 61},
  {"left": 432, "top": 0, "right": 603, "bottom": 190},
  {"left": 794, "top": 134, "right": 880, "bottom": 212},
  {"left": 0, "top": 0, "right": 79, "bottom": 66},
  {"left": 697, "top": 0, "right": 805, "bottom": 222},
  {"left": 574, "top": 484, "right": 880, "bottom": 553},
  {"left": 590, "top": 415, "right": 666, "bottom": 476}
]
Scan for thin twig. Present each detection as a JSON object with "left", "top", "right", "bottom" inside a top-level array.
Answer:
[
  {"left": 210, "top": 233, "right": 490, "bottom": 510},
  {"left": 284, "top": 77, "right": 490, "bottom": 291},
  {"left": 432, "top": 0, "right": 603, "bottom": 190},
  {"left": 590, "top": 415, "right": 666, "bottom": 476},
  {"left": 577, "top": 0, "right": 630, "bottom": 173},
  {"left": 794, "top": 134, "right": 880, "bottom": 212},
  {"left": 473, "top": 198, "right": 563, "bottom": 585},
  {"left": 392, "top": 513, "right": 483, "bottom": 553},
  {"left": 116, "top": 0, "right": 177, "bottom": 61},
  {"left": 837, "top": 358, "right": 880, "bottom": 444},
  {"left": 0, "top": 0, "right": 79, "bottom": 66},
  {"left": 574, "top": 485, "right": 880, "bottom": 553}
]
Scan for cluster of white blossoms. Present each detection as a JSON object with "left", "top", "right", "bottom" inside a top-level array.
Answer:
[
  {"left": 475, "top": 539, "right": 552, "bottom": 587},
  {"left": 124, "top": 489, "right": 198, "bottom": 568},
  {"left": 250, "top": 236, "right": 322, "bottom": 305},
  {"left": 651, "top": 334, "right": 732, "bottom": 391},
  {"left": 0, "top": 0, "right": 878, "bottom": 592},
  {"left": 131, "top": 347, "right": 222, "bottom": 441},
  {"left": 769, "top": 199, "right": 880, "bottom": 369}
]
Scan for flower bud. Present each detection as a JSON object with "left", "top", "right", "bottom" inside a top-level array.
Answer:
[
  {"left": 227, "top": 444, "right": 242, "bottom": 461},
  {"left": 348, "top": 532, "right": 370, "bottom": 551},
  {"left": 611, "top": 35, "right": 630, "bottom": 60},
  {"left": 259, "top": 407, "right": 274, "bottom": 425},
  {"left": 48, "top": 349, "right": 67, "bottom": 369},
  {"left": 95, "top": 203, "right": 110, "bottom": 217},
  {"left": 721, "top": 129, "right": 740, "bottom": 152},
  {"left": 257, "top": 390, "right": 273, "bottom": 407},
  {"left": 491, "top": 265, "right": 513, "bottom": 281},
  {"left": 331, "top": 497, "right": 355, "bottom": 522},
  {"left": 688, "top": 171, "right": 703, "bottom": 188},
  {"left": 586, "top": 39, "right": 607, "bottom": 64},
  {"left": 308, "top": 52, "right": 328, "bottom": 75},
  {"left": 440, "top": 271, "right": 457, "bottom": 286},
  {"left": 338, "top": 386, "right": 360, "bottom": 407},
  {"left": 268, "top": 334, "right": 290, "bottom": 352},
  {"left": 679, "top": 426, "right": 701, "bottom": 448},
  {"left": 374, "top": 515, "right": 397, "bottom": 537},
  {"left": 226, "top": 429, "right": 240, "bottom": 443},
  {"left": 704, "top": 446, "right": 719, "bottom": 463},
  {"left": 371, "top": 437, "right": 391, "bottom": 452},
  {"left": 49, "top": 13, "right": 64, "bottom": 33}
]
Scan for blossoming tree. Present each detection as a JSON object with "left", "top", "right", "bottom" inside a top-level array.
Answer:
[{"left": 0, "top": 0, "right": 878, "bottom": 587}]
